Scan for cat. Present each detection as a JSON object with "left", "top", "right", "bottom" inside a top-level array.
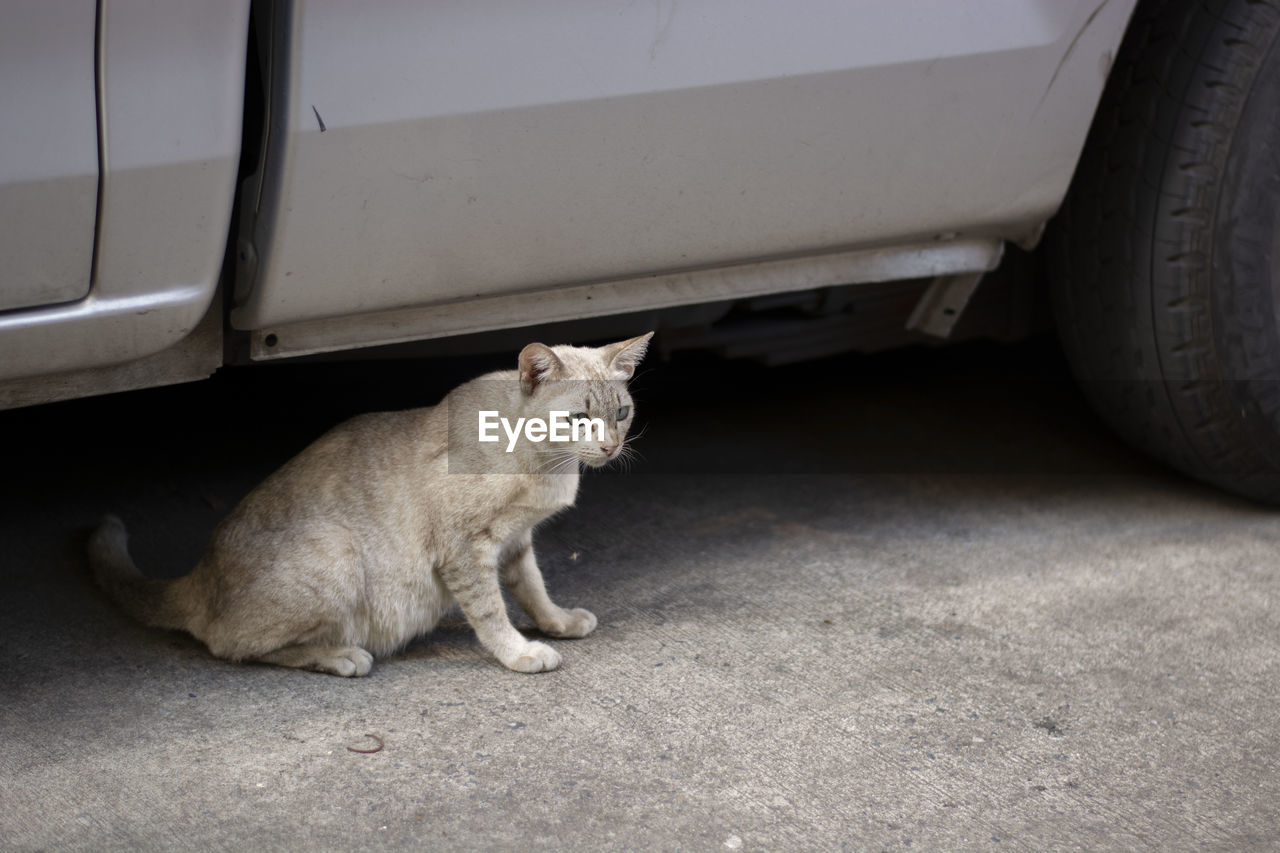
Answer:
[{"left": 88, "top": 333, "right": 652, "bottom": 676}]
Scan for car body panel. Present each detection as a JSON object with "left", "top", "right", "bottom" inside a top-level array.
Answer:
[
  {"left": 233, "top": 0, "right": 1136, "bottom": 336},
  {"left": 247, "top": 237, "right": 1006, "bottom": 360},
  {"left": 0, "top": 0, "right": 98, "bottom": 313},
  {"left": 0, "top": 0, "right": 1139, "bottom": 397},
  {"left": 0, "top": 0, "right": 248, "bottom": 382}
]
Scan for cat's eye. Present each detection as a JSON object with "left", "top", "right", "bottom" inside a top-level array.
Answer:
[
  {"left": 616, "top": 405, "right": 630, "bottom": 420},
  {"left": 571, "top": 412, "right": 589, "bottom": 422}
]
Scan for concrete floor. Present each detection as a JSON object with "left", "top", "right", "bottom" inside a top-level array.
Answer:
[{"left": 2, "top": 339, "right": 1278, "bottom": 850}]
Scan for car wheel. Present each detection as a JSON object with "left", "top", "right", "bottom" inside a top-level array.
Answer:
[{"left": 1049, "top": 0, "right": 1280, "bottom": 502}]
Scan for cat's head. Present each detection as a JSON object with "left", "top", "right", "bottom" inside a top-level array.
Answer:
[{"left": 517, "top": 332, "right": 653, "bottom": 469}]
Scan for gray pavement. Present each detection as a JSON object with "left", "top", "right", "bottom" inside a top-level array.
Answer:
[{"left": 2, "top": 340, "right": 1278, "bottom": 851}]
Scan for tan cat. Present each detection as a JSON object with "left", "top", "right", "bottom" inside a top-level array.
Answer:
[{"left": 88, "top": 333, "right": 652, "bottom": 676}]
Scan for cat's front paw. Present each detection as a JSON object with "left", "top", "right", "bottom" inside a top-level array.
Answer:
[
  {"left": 541, "top": 607, "right": 597, "bottom": 639},
  {"left": 503, "top": 641, "right": 562, "bottom": 673}
]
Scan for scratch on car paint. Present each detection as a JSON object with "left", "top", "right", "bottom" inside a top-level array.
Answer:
[
  {"left": 311, "top": 105, "right": 327, "bottom": 132},
  {"left": 649, "top": 0, "right": 677, "bottom": 62},
  {"left": 1034, "top": 0, "right": 1108, "bottom": 115}
]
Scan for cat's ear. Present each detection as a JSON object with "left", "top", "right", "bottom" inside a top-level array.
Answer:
[
  {"left": 602, "top": 332, "right": 654, "bottom": 380},
  {"left": 518, "top": 342, "right": 564, "bottom": 395}
]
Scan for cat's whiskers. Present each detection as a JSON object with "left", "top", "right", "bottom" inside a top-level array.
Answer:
[
  {"left": 532, "top": 447, "right": 582, "bottom": 476},
  {"left": 534, "top": 451, "right": 577, "bottom": 467},
  {"left": 615, "top": 441, "right": 642, "bottom": 473},
  {"left": 552, "top": 456, "right": 583, "bottom": 476}
]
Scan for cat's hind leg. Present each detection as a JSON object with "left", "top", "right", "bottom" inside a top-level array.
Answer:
[
  {"left": 499, "top": 533, "right": 597, "bottom": 639},
  {"left": 200, "top": 617, "right": 374, "bottom": 676},
  {"left": 253, "top": 643, "right": 374, "bottom": 677},
  {"left": 191, "top": 530, "right": 377, "bottom": 676}
]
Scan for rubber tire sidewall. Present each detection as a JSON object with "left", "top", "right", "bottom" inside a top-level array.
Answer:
[{"left": 1050, "top": 0, "right": 1280, "bottom": 502}]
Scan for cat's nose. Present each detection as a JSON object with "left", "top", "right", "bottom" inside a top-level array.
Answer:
[{"left": 601, "top": 444, "right": 618, "bottom": 456}]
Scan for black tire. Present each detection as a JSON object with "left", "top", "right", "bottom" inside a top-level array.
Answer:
[{"left": 1049, "top": 0, "right": 1280, "bottom": 502}]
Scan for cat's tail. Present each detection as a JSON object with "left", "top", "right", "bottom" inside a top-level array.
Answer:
[{"left": 88, "top": 515, "right": 189, "bottom": 631}]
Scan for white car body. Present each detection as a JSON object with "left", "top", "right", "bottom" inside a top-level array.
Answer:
[{"left": 0, "top": 0, "right": 1137, "bottom": 406}]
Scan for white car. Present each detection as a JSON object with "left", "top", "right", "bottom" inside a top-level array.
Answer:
[{"left": 3, "top": 0, "right": 1277, "bottom": 501}]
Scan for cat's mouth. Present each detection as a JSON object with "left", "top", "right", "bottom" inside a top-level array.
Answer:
[{"left": 582, "top": 448, "right": 619, "bottom": 468}]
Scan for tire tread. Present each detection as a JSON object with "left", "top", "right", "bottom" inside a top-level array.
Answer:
[{"left": 1050, "top": 0, "right": 1280, "bottom": 501}]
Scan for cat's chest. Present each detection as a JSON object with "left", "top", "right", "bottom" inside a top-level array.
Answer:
[
  {"left": 508, "top": 474, "right": 578, "bottom": 523},
  {"left": 541, "top": 473, "right": 580, "bottom": 507}
]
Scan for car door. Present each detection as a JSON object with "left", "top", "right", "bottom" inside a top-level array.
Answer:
[
  {"left": 233, "top": 0, "right": 1136, "bottom": 360},
  {"left": 0, "top": 0, "right": 98, "bottom": 314},
  {"left": 0, "top": 0, "right": 248, "bottom": 384}
]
